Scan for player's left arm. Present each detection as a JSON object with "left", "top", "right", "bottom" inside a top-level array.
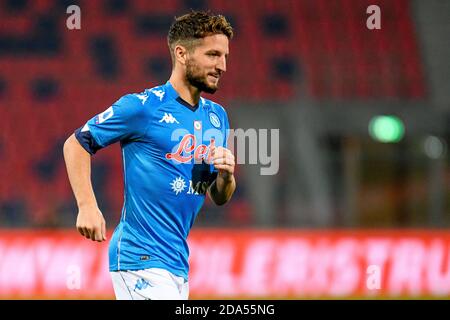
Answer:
[{"left": 208, "top": 145, "right": 236, "bottom": 205}]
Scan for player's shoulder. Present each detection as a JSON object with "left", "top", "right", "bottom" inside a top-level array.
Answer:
[
  {"left": 114, "top": 84, "right": 170, "bottom": 113},
  {"left": 201, "top": 97, "right": 228, "bottom": 117},
  {"left": 121, "top": 84, "right": 165, "bottom": 105}
]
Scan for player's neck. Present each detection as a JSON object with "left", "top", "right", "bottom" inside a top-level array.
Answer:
[{"left": 168, "top": 74, "right": 201, "bottom": 106}]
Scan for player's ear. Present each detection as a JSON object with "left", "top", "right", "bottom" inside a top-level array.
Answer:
[{"left": 174, "top": 45, "right": 188, "bottom": 66}]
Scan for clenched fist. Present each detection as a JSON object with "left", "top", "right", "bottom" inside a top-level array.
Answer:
[
  {"left": 76, "top": 205, "right": 107, "bottom": 242},
  {"left": 211, "top": 146, "right": 235, "bottom": 179}
]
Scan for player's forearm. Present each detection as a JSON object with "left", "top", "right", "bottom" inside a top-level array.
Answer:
[
  {"left": 63, "top": 134, "right": 98, "bottom": 209},
  {"left": 209, "top": 173, "right": 236, "bottom": 205}
]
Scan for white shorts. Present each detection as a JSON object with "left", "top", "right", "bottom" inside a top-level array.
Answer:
[{"left": 110, "top": 268, "right": 189, "bottom": 300}]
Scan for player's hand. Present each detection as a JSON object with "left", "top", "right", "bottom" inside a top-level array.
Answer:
[
  {"left": 211, "top": 146, "right": 235, "bottom": 180},
  {"left": 76, "top": 205, "right": 107, "bottom": 242}
]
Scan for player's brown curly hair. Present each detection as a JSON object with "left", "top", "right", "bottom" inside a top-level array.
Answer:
[{"left": 167, "top": 11, "right": 233, "bottom": 64}]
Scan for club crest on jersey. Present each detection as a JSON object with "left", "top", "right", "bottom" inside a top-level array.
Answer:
[
  {"left": 209, "top": 112, "right": 221, "bottom": 128},
  {"left": 166, "top": 134, "right": 215, "bottom": 164}
]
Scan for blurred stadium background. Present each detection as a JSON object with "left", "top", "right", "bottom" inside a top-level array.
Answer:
[{"left": 1, "top": 0, "right": 450, "bottom": 299}]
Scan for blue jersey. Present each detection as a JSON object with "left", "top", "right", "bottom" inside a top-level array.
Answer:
[{"left": 75, "top": 81, "right": 230, "bottom": 280}]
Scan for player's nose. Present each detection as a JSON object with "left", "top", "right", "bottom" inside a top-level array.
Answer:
[{"left": 216, "top": 56, "right": 226, "bottom": 73}]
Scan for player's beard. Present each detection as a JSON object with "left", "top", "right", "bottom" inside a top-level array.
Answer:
[{"left": 185, "top": 58, "right": 218, "bottom": 94}]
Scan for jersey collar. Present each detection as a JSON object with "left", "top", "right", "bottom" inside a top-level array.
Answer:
[{"left": 165, "top": 81, "right": 204, "bottom": 112}]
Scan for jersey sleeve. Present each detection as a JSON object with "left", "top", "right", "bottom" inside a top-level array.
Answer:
[{"left": 75, "top": 94, "right": 149, "bottom": 154}]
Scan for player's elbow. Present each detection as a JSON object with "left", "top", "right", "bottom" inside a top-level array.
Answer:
[
  {"left": 208, "top": 186, "right": 227, "bottom": 206},
  {"left": 211, "top": 194, "right": 232, "bottom": 206},
  {"left": 213, "top": 198, "right": 228, "bottom": 206},
  {"left": 208, "top": 181, "right": 235, "bottom": 206}
]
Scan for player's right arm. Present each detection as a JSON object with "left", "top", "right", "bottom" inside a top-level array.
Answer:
[
  {"left": 63, "top": 134, "right": 106, "bottom": 242},
  {"left": 63, "top": 93, "right": 149, "bottom": 242}
]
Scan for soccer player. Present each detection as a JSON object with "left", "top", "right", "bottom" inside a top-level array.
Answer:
[{"left": 63, "top": 11, "right": 235, "bottom": 300}]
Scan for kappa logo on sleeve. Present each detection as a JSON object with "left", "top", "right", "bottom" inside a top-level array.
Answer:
[
  {"left": 150, "top": 88, "right": 165, "bottom": 101},
  {"left": 135, "top": 91, "right": 149, "bottom": 105}
]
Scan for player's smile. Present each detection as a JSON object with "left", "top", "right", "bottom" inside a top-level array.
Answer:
[{"left": 207, "top": 73, "right": 220, "bottom": 84}]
